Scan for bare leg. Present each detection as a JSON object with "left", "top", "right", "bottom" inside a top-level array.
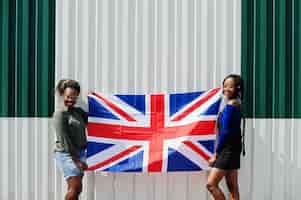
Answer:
[
  {"left": 225, "top": 170, "right": 239, "bottom": 200},
  {"left": 207, "top": 168, "right": 226, "bottom": 200},
  {"left": 65, "top": 176, "right": 83, "bottom": 200}
]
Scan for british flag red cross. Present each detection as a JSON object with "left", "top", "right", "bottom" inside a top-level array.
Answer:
[{"left": 87, "top": 88, "right": 222, "bottom": 172}]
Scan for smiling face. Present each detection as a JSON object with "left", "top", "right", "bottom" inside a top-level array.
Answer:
[
  {"left": 63, "top": 87, "right": 79, "bottom": 108},
  {"left": 223, "top": 77, "right": 238, "bottom": 100}
]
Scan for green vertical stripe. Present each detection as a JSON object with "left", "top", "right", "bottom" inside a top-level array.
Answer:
[
  {"left": 295, "top": 0, "right": 301, "bottom": 117},
  {"left": 242, "top": 0, "right": 299, "bottom": 118},
  {"left": 0, "top": 0, "right": 55, "bottom": 117},
  {"left": 28, "top": 0, "right": 36, "bottom": 116},
  {"left": 254, "top": 0, "right": 267, "bottom": 117},
  {"left": 8, "top": 0, "right": 17, "bottom": 116},
  {"left": 16, "top": 0, "right": 30, "bottom": 116},
  {"left": 49, "top": 0, "right": 56, "bottom": 116},
  {"left": 266, "top": 0, "right": 274, "bottom": 117},
  {"left": 241, "top": 0, "right": 254, "bottom": 116},
  {"left": 286, "top": 0, "right": 293, "bottom": 117},
  {"left": 0, "top": 0, "right": 10, "bottom": 116},
  {"left": 37, "top": 0, "right": 55, "bottom": 117}
]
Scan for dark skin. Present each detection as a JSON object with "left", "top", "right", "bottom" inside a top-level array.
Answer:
[
  {"left": 63, "top": 87, "right": 88, "bottom": 200},
  {"left": 206, "top": 77, "right": 240, "bottom": 200}
]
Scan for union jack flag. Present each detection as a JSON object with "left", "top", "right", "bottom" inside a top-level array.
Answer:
[{"left": 87, "top": 88, "right": 222, "bottom": 172}]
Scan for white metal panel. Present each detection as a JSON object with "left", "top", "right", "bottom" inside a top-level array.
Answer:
[
  {"left": 249, "top": 119, "right": 301, "bottom": 200},
  {"left": 54, "top": 0, "right": 241, "bottom": 199},
  {"left": 1, "top": 0, "right": 301, "bottom": 200},
  {"left": 55, "top": 0, "right": 241, "bottom": 96},
  {"left": 2, "top": 0, "right": 300, "bottom": 199},
  {"left": 0, "top": 118, "right": 55, "bottom": 200},
  {"left": 1, "top": 119, "right": 301, "bottom": 199}
]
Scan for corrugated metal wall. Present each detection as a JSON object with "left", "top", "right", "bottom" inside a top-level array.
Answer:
[
  {"left": 55, "top": 0, "right": 243, "bottom": 199},
  {"left": 1, "top": 118, "right": 301, "bottom": 200},
  {"left": 250, "top": 119, "right": 301, "bottom": 200},
  {"left": 0, "top": 0, "right": 55, "bottom": 117},
  {"left": 239, "top": 1, "right": 301, "bottom": 198},
  {"left": 55, "top": 0, "right": 241, "bottom": 94},
  {"left": 1, "top": 0, "right": 301, "bottom": 200},
  {"left": 242, "top": 0, "right": 301, "bottom": 118},
  {"left": 0, "top": 119, "right": 55, "bottom": 199}
]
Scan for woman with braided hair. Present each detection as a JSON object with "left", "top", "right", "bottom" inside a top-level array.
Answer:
[{"left": 53, "top": 79, "right": 88, "bottom": 200}]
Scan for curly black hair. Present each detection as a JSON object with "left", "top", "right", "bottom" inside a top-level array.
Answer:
[{"left": 56, "top": 79, "right": 81, "bottom": 96}]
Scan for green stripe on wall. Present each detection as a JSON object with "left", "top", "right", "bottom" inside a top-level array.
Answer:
[
  {"left": 294, "top": 0, "right": 301, "bottom": 117},
  {"left": 242, "top": 0, "right": 301, "bottom": 118},
  {"left": 0, "top": 0, "right": 55, "bottom": 117}
]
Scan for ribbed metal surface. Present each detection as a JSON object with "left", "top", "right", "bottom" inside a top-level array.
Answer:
[
  {"left": 1, "top": 118, "right": 301, "bottom": 200},
  {"left": 0, "top": 0, "right": 55, "bottom": 117},
  {"left": 249, "top": 119, "right": 301, "bottom": 200},
  {"left": 55, "top": 0, "right": 242, "bottom": 199},
  {"left": 2, "top": 0, "right": 301, "bottom": 200},
  {"left": 0, "top": 118, "right": 55, "bottom": 199},
  {"left": 242, "top": 0, "right": 301, "bottom": 118},
  {"left": 55, "top": 0, "right": 241, "bottom": 95}
]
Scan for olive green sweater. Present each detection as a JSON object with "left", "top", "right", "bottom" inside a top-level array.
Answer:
[{"left": 53, "top": 107, "right": 88, "bottom": 157}]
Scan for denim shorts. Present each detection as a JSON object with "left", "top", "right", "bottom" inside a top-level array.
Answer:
[{"left": 55, "top": 150, "right": 86, "bottom": 180}]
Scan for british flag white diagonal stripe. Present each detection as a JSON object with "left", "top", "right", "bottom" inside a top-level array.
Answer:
[{"left": 87, "top": 88, "right": 222, "bottom": 172}]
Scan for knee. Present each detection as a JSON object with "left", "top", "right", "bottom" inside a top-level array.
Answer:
[
  {"left": 66, "top": 187, "right": 82, "bottom": 200},
  {"left": 206, "top": 182, "right": 216, "bottom": 192},
  {"left": 66, "top": 189, "right": 77, "bottom": 200}
]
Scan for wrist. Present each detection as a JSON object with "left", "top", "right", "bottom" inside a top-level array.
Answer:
[{"left": 71, "top": 156, "right": 80, "bottom": 162}]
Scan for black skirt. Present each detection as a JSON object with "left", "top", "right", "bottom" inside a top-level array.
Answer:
[{"left": 213, "top": 150, "right": 241, "bottom": 170}]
